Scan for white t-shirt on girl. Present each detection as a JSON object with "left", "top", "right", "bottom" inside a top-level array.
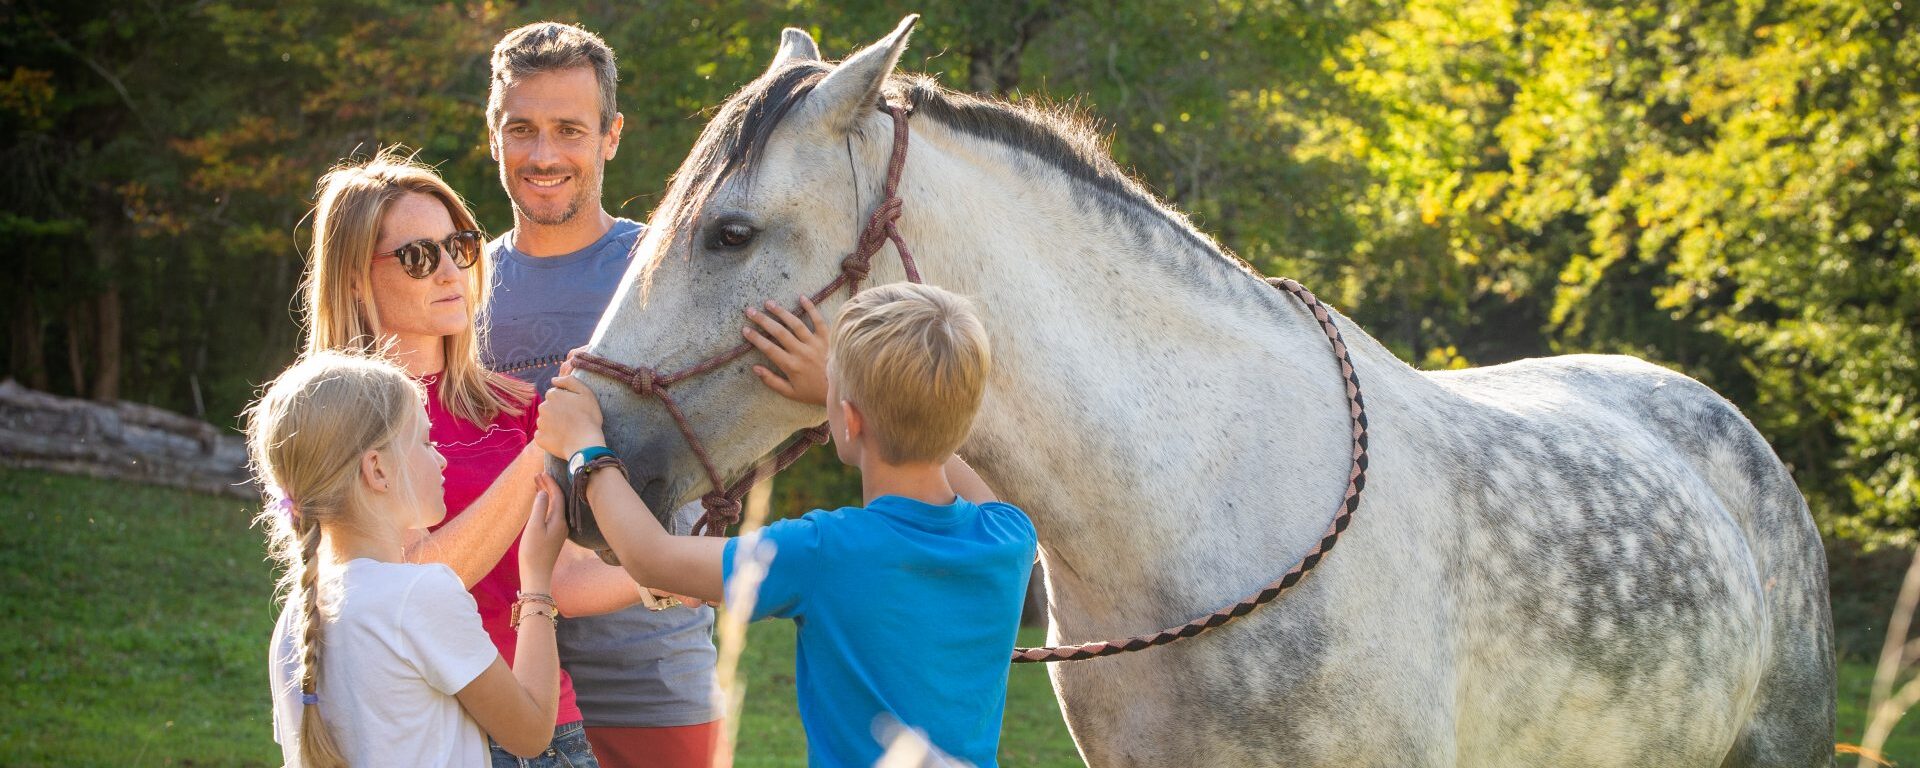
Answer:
[{"left": 270, "top": 559, "right": 499, "bottom": 768}]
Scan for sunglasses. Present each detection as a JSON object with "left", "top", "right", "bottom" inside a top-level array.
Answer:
[{"left": 376, "top": 230, "right": 484, "bottom": 279}]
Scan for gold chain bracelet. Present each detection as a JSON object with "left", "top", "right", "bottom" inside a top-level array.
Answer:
[{"left": 510, "top": 595, "right": 560, "bottom": 629}]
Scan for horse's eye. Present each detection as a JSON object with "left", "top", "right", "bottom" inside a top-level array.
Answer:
[{"left": 713, "top": 222, "right": 756, "bottom": 249}]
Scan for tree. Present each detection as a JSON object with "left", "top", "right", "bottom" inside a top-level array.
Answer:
[{"left": 4, "top": 0, "right": 1911, "bottom": 545}]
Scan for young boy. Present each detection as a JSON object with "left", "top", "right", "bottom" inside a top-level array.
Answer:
[{"left": 536, "top": 283, "right": 1037, "bottom": 767}]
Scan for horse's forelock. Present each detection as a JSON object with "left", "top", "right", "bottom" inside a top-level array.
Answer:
[
  {"left": 659, "top": 65, "right": 831, "bottom": 228},
  {"left": 638, "top": 62, "right": 833, "bottom": 296}
]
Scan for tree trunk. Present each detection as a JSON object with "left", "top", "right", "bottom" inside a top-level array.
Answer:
[
  {"left": 964, "top": 5, "right": 1059, "bottom": 96},
  {"left": 10, "top": 301, "right": 50, "bottom": 391},
  {"left": 91, "top": 285, "right": 121, "bottom": 402},
  {"left": 65, "top": 303, "right": 89, "bottom": 397},
  {"left": 967, "top": 50, "right": 1021, "bottom": 95},
  {"left": 85, "top": 225, "right": 123, "bottom": 402}
]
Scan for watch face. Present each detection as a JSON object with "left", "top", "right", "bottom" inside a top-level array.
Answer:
[{"left": 568, "top": 454, "right": 585, "bottom": 475}]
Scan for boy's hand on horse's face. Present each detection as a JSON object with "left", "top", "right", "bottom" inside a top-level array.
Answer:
[
  {"left": 536, "top": 376, "right": 607, "bottom": 459},
  {"left": 743, "top": 295, "right": 830, "bottom": 407}
]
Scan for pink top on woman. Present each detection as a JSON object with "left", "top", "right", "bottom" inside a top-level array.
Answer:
[{"left": 423, "top": 374, "right": 582, "bottom": 725}]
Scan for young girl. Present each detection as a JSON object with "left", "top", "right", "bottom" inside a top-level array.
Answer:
[{"left": 250, "top": 351, "right": 572, "bottom": 767}]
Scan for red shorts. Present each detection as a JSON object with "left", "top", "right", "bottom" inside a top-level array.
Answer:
[{"left": 584, "top": 721, "right": 721, "bottom": 768}]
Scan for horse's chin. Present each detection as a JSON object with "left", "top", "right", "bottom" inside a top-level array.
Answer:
[{"left": 648, "top": 478, "right": 688, "bottom": 524}]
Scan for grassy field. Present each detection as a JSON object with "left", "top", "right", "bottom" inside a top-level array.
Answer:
[{"left": 0, "top": 467, "right": 1911, "bottom": 766}]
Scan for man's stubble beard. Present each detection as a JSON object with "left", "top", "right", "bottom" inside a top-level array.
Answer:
[{"left": 515, "top": 170, "right": 599, "bottom": 227}]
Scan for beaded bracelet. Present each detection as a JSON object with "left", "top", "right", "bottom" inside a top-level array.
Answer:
[
  {"left": 511, "top": 603, "right": 559, "bottom": 630},
  {"left": 510, "top": 593, "right": 559, "bottom": 629}
]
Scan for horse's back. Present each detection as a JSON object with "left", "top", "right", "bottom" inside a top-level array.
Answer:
[{"left": 1425, "top": 354, "right": 1833, "bottom": 767}]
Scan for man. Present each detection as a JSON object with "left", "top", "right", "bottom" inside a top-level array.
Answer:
[{"left": 478, "top": 22, "right": 720, "bottom": 768}]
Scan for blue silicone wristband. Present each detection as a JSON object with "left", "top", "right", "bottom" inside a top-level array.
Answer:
[{"left": 567, "top": 446, "right": 615, "bottom": 476}]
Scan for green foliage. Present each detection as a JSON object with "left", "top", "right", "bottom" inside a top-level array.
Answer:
[
  {"left": 1290, "top": 0, "right": 1920, "bottom": 542},
  {"left": 3, "top": 0, "right": 1914, "bottom": 541}
]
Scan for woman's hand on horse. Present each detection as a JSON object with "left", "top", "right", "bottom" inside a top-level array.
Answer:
[
  {"left": 517, "top": 472, "right": 569, "bottom": 588},
  {"left": 646, "top": 587, "right": 705, "bottom": 610},
  {"left": 536, "top": 375, "right": 607, "bottom": 459},
  {"left": 743, "top": 295, "right": 830, "bottom": 407}
]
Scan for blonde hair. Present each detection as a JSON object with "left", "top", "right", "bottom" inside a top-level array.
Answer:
[
  {"left": 245, "top": 350, "right": 425, "bottom": 768},
  {"left": 302, "top": 147, "right": 530, "bottom": 425},
  {"left": 827, "top": 283, "right": 992, "bottom": 464}
]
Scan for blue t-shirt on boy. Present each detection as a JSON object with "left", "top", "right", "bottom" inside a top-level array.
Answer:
[{"left": 722, "top": 494, "right": 1037, "bottom": 767}]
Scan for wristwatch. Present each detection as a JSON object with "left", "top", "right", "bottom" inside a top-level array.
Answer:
[{"left": 568, "top": 446, "right": 616, "bottom": 477}]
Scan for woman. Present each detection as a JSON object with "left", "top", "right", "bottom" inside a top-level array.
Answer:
[{"left": 299, "top": 149, "right": 597, "bottom": 767}]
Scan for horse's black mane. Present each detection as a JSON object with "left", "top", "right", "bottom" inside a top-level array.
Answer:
[
  {"left": 645, "top": 59, "right": 1227, "bottom": 277},
  {"left": 647, "top": 62, "right": 833, "bottom": 244}
]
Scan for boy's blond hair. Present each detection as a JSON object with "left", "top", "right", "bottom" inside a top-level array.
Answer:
[{"left": 827, "top": 283, "right": 991, "bottom": 464}]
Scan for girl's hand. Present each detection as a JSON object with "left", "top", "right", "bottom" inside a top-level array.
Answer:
[
  {"left": 744, "top": 295, "right": 830, "bottom": 407},
  {"left": 536, "top": 376, "right": 607, "bottom": 459},
  {"left": 518, "top": 472, "right": 570, "bottom": 586}
]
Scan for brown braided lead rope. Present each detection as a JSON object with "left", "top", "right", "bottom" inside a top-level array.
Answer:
[
  {"left": 567, "top": 102, "right": 918, "bottom": 537},
  {"left": 1011, "top": 277, "right": 1369, "bottom": 663}
]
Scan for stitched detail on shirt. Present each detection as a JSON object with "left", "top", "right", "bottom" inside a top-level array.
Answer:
[
  {"left": 495, "top": 352, "right": 567, "bottom": 375},
  {"left": 433, "top": 424, "right": 531, "bottom": 452}
]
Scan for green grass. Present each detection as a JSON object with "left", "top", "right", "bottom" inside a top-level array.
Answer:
[
  {"left": 1, "top": 468, "right": 279, "bottom": 765},
  {"left": 1839, "top": 656, "right": 1920, "bottom": 765},
  {"left": 0, "top": 467, "right": 1912, "bottom": 766}
]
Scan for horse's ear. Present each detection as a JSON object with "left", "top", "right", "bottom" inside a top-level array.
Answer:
[
  {"left": 768, "top": 27, "right": 821, "bottom": 72},
  {"left": 809, "top": 14, "right": 917, "bottom": 135}
]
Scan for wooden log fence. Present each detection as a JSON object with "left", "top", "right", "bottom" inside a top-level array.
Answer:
[{"left": 0, "top": 379, "right": 253, "bottom": 499}]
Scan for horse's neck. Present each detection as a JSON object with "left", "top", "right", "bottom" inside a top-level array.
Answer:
[{"left": 888, "top": 121, "right": 1423, "bottom": 631}]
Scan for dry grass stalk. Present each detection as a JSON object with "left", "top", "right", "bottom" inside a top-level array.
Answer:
[
  {"left": 1859, "top": 544, "right": 1920, "bottom": 768},
  {"left": 712, "top": 475, "right": 776, "bottom": 768},
  {"left": 873, "top": 723, "right": 934, "bottom": 768},
  {"left": 872, "top": 718, "right": 970, "bottom": 768}
]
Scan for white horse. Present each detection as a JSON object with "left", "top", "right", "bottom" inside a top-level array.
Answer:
[{"left": 574, "top": 17, "right": 1835, "bottom": 767}]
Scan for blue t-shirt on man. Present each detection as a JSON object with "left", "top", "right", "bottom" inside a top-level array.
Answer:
[
  {"left": 722, "top": 495, "right": 1037, "bottom": 767},
  {"left": 482, "top": 219, "right": 642, "bottom": 394},
  {"left": 482, "top": 219, "right": 721, "bottom": 728}
]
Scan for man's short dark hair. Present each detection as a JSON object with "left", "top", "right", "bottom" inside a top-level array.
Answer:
[{"left": 488, "top": 22, "right": 619, "bottom": 132}]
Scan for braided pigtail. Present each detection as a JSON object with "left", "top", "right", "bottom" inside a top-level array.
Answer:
[{"left": 292, "top": 517, "right": 346, "bottom": 768}]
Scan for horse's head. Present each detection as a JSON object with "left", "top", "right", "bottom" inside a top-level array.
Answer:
[{"left": 563, "top": 17, "right": 922, "bottom": 549}]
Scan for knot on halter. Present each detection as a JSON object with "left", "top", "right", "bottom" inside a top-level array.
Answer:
[
  {"left": 839, "top": 253, "right": 872, "bottom": 283},
  {"left": 569, "top": 347, "right": 667, "bottom": 400},
  {"left": 693, "top": 492, "right": 743, "bottom": 537},
  {"left": 853, "top": 197, "right": 905, "bottom": 264},
  {"left": 623, "top": 366, "right": 661, "bottom": 397}
]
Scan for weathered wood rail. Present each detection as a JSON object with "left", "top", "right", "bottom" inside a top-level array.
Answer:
[{"left": 0, "top": 379, "right": 253, "bottom": 498}]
